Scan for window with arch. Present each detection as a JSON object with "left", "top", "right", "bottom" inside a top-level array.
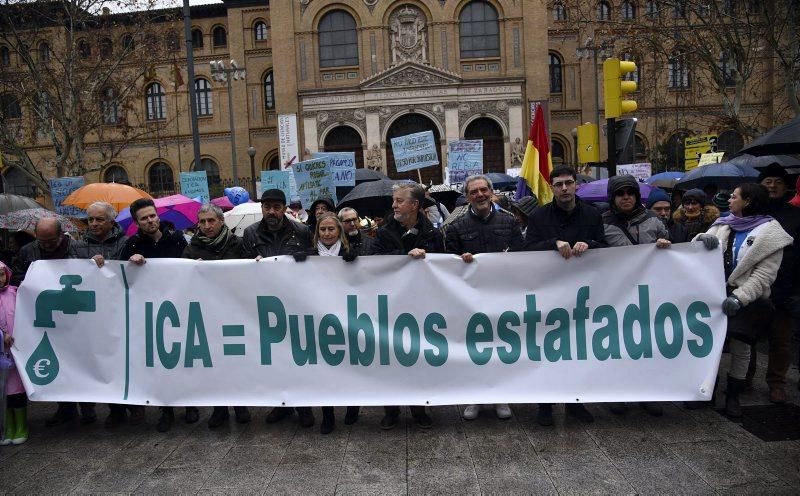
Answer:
[
  {"left": 4, "top": 167, "right": 37, "bottom": 197},
  {"left": 104, "top": 165, "right": 129, "bottom": 183},
  {"left": 78, "top": 39, "right": 91, "bottom": 59},
  {"left": 213, "top": 26, "right": 227, "bottom": 47},
  {"left": 668, "top": 50, "right": 690, "bottom": 88},
  {"left": 597, "top": 1, "right": 611, "bottom": 20},
  {"left": 191, "top": 29, "right": 203, "bottom": 49},
  {"left": 266, "top": 155, "right": 280, "bottom": 171},
  {"left": 0, "top": 93, "right": 21, "bottom": 119},
  {"left": 194, "top": 158, "right": 221, "bottom": 187},
  {"left": 646, "top": 1, "right": 659, "bottom": 17},
  {"left": 99, "top": 38, "right": 113, "bottom": 60},
  {"left": 459, "top": 1, "right": 500, "bottom": 59},
  {"left": 549, "top": 53, "right": 563, "bottom": 93},
  {"left": 621, "top": 1, "right": 636, "bottom": 20},
  {"left": 195, "top": 78, "right": 213, "bottom": 116},
  {"left": 38, "top": 42, "right": 50, "bottom": 62},
  {"left": 145, "top": 82, "right": 166, "bottom": 120},
  {"left": 100, "top": 87, "right": 119, "bottom": 124},
  {"left": 263, "top": 71, "right": 275, "bottom": 110},
  {"left": 318, "top": 10, "right": 359, "bottom": 68},
  {"left": 622, "top": 52, "right": 640, "bottom": 83},
  {"left": 551, "top": 139, "right": 567, "bottom": 165},
  {"left": 666, "top": 131, "right": 690, "bottom": 170},
  {"left": 718, "top": 130, "right": 744, "bottom": 156},
  {"left": 633, "top": 134, "right": 648, "bottom": 161},
  {"left": 0, "top": 46, "right": 9, "bottom": 66},
  {"left": 122, "top": 34, "right": 135, "bottom": 53},
  {"left": 254, "top": 21, "right": 268, "bottom": 42},
  {"left": 719, "top": 50, "right": 736, "bottom": 86},
  {"left": 148, "top": 162, "right": 174, "bottom": 194},
  {"left": 553, "top": 2, "right": 568, "bottom": 21}
]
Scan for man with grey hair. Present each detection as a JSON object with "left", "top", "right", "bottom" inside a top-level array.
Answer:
[
  {"left": 444, "top": 174, "right": 522, "bottom": 421},
  {"left": 75, "top": 201, "right": 128, "bottom": 266},
  {"left": 370, "top": 182, "right": 443, "bottom": 430},
  {"left": 338, "top": 207, "right": 374, "bottom": 255}
]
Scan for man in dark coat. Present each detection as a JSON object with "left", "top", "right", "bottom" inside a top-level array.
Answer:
[
  {"left": 523, "top": 166, "right": 604, "bottom": 427},
  {"left": 446, "top": 174, "right": 522, "bottom": 422},
  {"left": 745, "top": 164, "right": 800, "bottom": 403},
  {"left": 306, "top": 195, "right": 336, "bottom": 230},
  {"left": 241, "top": 189, "right": 315, "bottom": 428},
  {"left": 338, "top": 207, "right": 374, "bottom": 255},
  {"left": 120, "top": 198, "right": 196, "bottom": 433},
  {"left": 370, "top": 182, "right": 443, "bottom": 430},
  {"left": 646, "top": 188, "right": 689, "bottom": 243}
]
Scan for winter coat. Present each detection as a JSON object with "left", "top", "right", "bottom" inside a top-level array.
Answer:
[
  {"left": 307, "top": 197, "right": 336, "bottom": 230},
  {"left": 119, "top": 226, "right": 188, "bottom": 260},
  {"left": 0, "top": 261, "right": 23, "bottom": 396},
  {"left": 766, "top": 196, "right": 800, "bottom": 305},
  {"left": 523, "top": 199, "right": 606, "bottom": 251},
  {"left": 241, "top": 218, "right": 312, "bottom": 258},
  {"left": 183, "top": 228, "right": 244, "bottom": 260},
  {"left": 699, "top": 221, "right": 793, "bottom": 306},
  {"left": 11, "top": 235, "right": 78, "bottom": 286},
  {"left": 347, "top": 231, "right": 375, "bottom": 256},
  {"left": 72, "top": 223, "right": 128, "bottom": 260},
  {"left": 445, "top": 206, "right": 523, "bottom": 255},
  {"left": 665, "top": 219, "right": 690, "bottom": 243},
  {"left": 673, "top": 205, "right": 720, "bottom": 240},
  {"left": 370, "top": 213, "right": 444, "bottom": 255},
  {"left": 602, "top": 207, "right": 668, "bottom": 247}
]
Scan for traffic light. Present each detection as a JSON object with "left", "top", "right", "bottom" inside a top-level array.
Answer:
[
  {"left": 577, "top": 123, "right": 600, "bottom": 164},
  {"left": 603, "top": 58, "right": 638, "bottom": 119},
  {"left": 614, "top": 118, "right": 637, "bottom": 165}
]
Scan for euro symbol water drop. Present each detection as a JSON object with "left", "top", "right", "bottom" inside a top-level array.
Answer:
[{"left": 25, "top": 332, "right": 59, "bottom": 386}]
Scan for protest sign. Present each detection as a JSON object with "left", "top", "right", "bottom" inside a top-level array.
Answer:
[
  {"left": 14, "top": 244, "right": 726, "bottom": 406},
  {"left": 313, "top": 152, "right": 356, "bottom": 187},
  {"left": 292, "top": 158, "right": 337, "bottom": 207},
  {"left": 180, "top": 171, "right": 209, "bottom": 202},
  {"left": 260, "top": 171, "right": 294, "bottom": 202},
  {"left": 447, "top": 140, "right": 483, "bottom": 184},
  {"left": 391, "top": 131, "right": 439, "bottom": 172},
  {"left": 616, "top": 163, "right": 652, "bottom": 182},
  {"left": 49, "top": 177, "right": 86, "bottom": 217},
  {"left": 278, "top": 114, "right": 300, "bottom": 168}
]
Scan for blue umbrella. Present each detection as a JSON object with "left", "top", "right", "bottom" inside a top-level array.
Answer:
[
  {"left": 645, "top": 171, "right": 684, "bottom": 184},
  {"left": 485, "top": 173, "right": 517, "bottom": 191},
  {"left": 674, "top": 162, "right": 759, "bottom": 191}
]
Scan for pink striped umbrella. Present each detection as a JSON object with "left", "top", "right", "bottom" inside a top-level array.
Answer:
[{"left": 115, "top": 194, "right": 202, "bottom": 235}]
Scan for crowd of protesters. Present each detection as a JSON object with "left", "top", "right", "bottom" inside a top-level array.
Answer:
[{"left": 1, "top": 163, "right": 798, "bottom": 444}]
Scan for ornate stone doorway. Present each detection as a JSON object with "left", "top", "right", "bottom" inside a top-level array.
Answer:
[
  {"left": 464, "top": 117, "right": 505, "bottom": 174},
  {"left": 323, "top": 126, "right": 365, "bottom": 168},
  {"left": 385, "top": 113, "right": 443, "bottom": 185}
]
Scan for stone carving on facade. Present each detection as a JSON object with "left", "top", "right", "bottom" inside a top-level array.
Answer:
[
  {"left": 299, "top": 0, "right": 311, "bottom": 14},
  {"left": 353, "top": 109, "right": 366, "bottom": 120},
  {"left": 317, "top": 112, "right": 329, "bottom": 123},
  {"left": 389, "top": 5, "right": 428, "bottom": 65},
  {"left": 367, "top": 66, "right": 453, "bottom": 88},
  {"left": 432, "top": 104, "right": 444, "bottom": 115},
  {"left": 511, "top": 137, "right": 524, "bottom": 166},
  {"left": 458, "top": 103, "right": 471, "bottom": 114},
  {"left": 363, "top": 0, "right": 379, "bottom": 11},
  {"left": 366, "top": 144, "right": 383, "bottom": 171},
  {"left": 496, "top": 101, "right": 509, "bottom": 112}
]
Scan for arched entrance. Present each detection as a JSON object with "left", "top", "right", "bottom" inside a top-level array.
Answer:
[
  {"left": 323, "top": 126, "right": 364, "bottom": 168},
  {"left": 386, "top": 113, "right": 443, "bottom": 185},
  {"left": 464, "top": 117, "right": 505, "bottom": 173}
]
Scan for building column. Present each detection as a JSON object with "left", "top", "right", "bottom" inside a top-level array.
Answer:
[
  {"left": 443, "top": 102, "right": 460, "bottom": 174},
  {"left": 303, "top": 115, "right": 318, "bottom": 154},
  {"left": 508, "top": 99, "right": 524, "bottom": 171}
]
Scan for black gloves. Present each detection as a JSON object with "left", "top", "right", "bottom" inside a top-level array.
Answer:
[
  {"left": 722, "top": 296, "right": 742, "bottom": 316},
  {"left": 342, "top": 251, "right": 358, "bottom": 262},
  {"left": 293, "top": 251, "right": 308, "bottom": 262}
]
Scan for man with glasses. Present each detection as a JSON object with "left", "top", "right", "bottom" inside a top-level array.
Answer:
[
  {"left": 338, "top": 207, "right": 374, "bottom": 255},
  {"left": 522, "top": 166, "right": 605, "bottom": 426}
]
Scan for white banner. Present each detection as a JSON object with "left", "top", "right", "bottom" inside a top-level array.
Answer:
[
  {"left": 12, "top": 244, "right": 727, "bottom": 406},
  {"left": 278, "top": 113, "right": 299, "bottom": 168}
]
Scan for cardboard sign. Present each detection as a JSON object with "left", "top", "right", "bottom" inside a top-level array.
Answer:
[
  {"left": 447, "top": 140, "right": 483, "bottom": 184},
  {"left": 49, "top": 177, "right": 86, "bottom": 217},
  {"left": 312, "top": 152, "right": 356, "bottom": 187},
  {"left": 391, "top": 131, "right": 439, "bottom": 172},
  {"left": 260, "top": 170, "right": 295, "bottom": 203},
  {"left": 180, "top": 171, "right": 210, "bottom": 203},
  {"left": 292, "top": 158, "right": 337, "bottom": 208},
  {"left": 616, "top": 163, "right": 652, "bottom": 182}
]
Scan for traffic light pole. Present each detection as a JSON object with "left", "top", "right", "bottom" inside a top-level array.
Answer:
[{"left": 606, "top": 117, "right": 616, "bottom": 177}]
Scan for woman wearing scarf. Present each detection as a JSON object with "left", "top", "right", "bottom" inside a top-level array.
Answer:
[
  {"left": 183, "top": 204, "right": 252, "bottom": 428},
  {"left": 0, "top": 260, "right": 27, "bottom": 445},
  {"left": 673, "top": 188, "right": 720, "bottom": 240},
  {"left": 300, "top": 212, "right": 359, "bottom": 433},
  {"left": 695, "top": 183, "right": 793, "bottom": 417}
]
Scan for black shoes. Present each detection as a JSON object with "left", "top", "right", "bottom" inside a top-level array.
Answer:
[
  {"left": 380, "top": 412, "right": 399, "bottom": 430},
  {"left": 234, "top": 406, "right": 251, "bottom": 424},
  {"left": 157, "top": 409, "right": 174, "bottom": 433},
  {"left": 344, "top": 406, "right": 360, "bottom": 425},
  {"left": 297, "top": 408, "right": 315, "bottom": 428},
  {"left": 565, "top": 404, "right": 594, "bottom": 423},
  {"left": 208, "top": 407, "right": 230, "bottom": 429},
  {"left": 79, "top": 404, "right": 97, "bottom": 425},
  {"left": 413, "top": 412, "right": 433, "bottom": 430},
  {"left": 320, "top": 409, "right": 335, "bottom": 435},
  {"left": 46, "top": 405, "right": 77, "bottom": 426},
  {"left": 185, "top": 407, "right": 200, "bottom": 424},
  {"left": 536, "top": 404, "right": 554, "bottom": 426},
  {"left": 265, "top": 407, "right": 293, "bottom": 424}
]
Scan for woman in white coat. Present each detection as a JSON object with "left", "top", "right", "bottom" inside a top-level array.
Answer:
[{"left": 696, "top": 183, "right": 793, "bottom": 417}]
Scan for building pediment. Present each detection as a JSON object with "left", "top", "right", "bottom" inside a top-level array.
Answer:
[{"left": 360, "top": 62, "right": 462, "bottom": 90}]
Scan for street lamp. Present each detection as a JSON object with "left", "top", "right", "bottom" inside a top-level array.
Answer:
[
  {"left": 247, "top": 146, "right": 256, "bottom": 197},
  {"left": 576, "top": 38, "right": 614, "bottom": 132},
  {"left": 210, "top": 59, "right": 246, "bottom": 186}
]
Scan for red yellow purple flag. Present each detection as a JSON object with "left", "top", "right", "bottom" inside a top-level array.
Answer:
[{"left": 515, "top": 104, "right": 553, "bottom": 204}]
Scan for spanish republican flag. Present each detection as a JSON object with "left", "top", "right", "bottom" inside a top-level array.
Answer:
[{"left": 515, "top": 103, "right": 553, "bottom": 204}]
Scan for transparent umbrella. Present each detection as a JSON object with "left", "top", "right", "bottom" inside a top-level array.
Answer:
[{"left": 0, "top": 335, "right": 14, "bottom": 444}]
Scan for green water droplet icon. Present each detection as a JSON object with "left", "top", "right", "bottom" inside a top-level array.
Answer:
[{"left": 25, "top": 332, "right": 59, "bottom": 386}]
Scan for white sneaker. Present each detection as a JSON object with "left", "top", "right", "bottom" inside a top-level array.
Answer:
[
  {"left": 462, "top": 404, "right": 480, "bottom": 420},
  {"left": 495, "top": 404, "right": 512, "bottom": 419}
]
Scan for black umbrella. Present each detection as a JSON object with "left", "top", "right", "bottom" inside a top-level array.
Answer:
[
  {"left": 355, "top": 168, "right": 388, "bottom": 184},
  {"left": 485, "top": 173, "right": 517, "bottom": 191},
  {"left": 675, "top": 162, "right": 759, "bottom": 191},
  {"left": 0, "top": 194, "right": 42, "bottom": 215},
  {"left": 738, "top": 116, "right": 800, "bottom": 156},
  {"left": 728, "top": 154, "right": 800, "bottom": 172},
  {"left": 337, "top": 179, "right": 398, "bottom": 217},
  {"left": 576, "top": 174, "right": 595, "bottom": 185},
  {"left": 427, "top": 184, "right": 461, "bottom": 206}
]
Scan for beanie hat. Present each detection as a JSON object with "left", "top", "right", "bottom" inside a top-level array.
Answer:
[
  {"left": 260, "top": 188, "right": 286, "bottom": 204},
  {"left": 757, "top": 163, "right": 788, "bottom": 183},
  {"left": 607, "top": 175, "right": 641, "bottom": 208},
  {"left": 645, "top": 188, "right": 671, "bottom": 209},
  {"left": 682, "top": 188, "right": 707, "bottom": 206},
  {"left": 511, "top": 195, "right": 538, "bottom": 218},
  {"left": 712, "top": 192, "right": 731, "bottom": 211}
]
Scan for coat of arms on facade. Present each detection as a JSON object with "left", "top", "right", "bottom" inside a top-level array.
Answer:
[{"left": 389, "top": 5, "right": 428, "bottom": 65}]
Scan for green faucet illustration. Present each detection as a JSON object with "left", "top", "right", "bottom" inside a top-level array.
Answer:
[{"left": 33, "top": 275, "right": 96, "bottom": 328}]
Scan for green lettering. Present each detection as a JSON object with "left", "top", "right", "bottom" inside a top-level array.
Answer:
[
  {"left": 497, "top": 311, "right": 521, "bottom": 364},
  {"left": 622, "top": 285, "right": 653, "bottom": 359},
  {"left": 347, "top": 295, "right": 375, "bottom": 366},
  {"left": 423, "top": 313, "right": 448, "bottom": 367},
  {"left": 145, "top": 302, "right": 154, "bottom": 367},
  {"left": 523, "top": 295, "right": 542, "bottom": 361},
  {"left": 653, "top": 303, "right": 683, "bottom": 359},
  {"left": 544, "top": 308, "right": 571, "bottom": 361},
  {"left": 289, "top": 315, "right": 317, "bottom": 365},
  {"left": 573, "top": 287, "right": 590, "bottom": 360},
  {"left": 393, "top": 313, "right": 421, "bottom": 367},
  {"left": 319, "top": 314, "right": 345, "bottom": 366},
  {"left": 184, "top": 302, "right": 212, "bottom": 367},
  {"left": 156, "top": 301, "right": 181, "bottom": 369},
  {"left": 378, "top": 295, "right": 390, "bottom": 365},
  {"left": 466, "top": 312, "right": 493, "bottom": 365},
  {"left": 686, "top": 301, "right": 713, "bottom": 358},
  {"left": 591, "top": 305, "right": 621, "bottom": 360},
  {"left": 257, "top": 296, "right": 287, "bottom": 365}
]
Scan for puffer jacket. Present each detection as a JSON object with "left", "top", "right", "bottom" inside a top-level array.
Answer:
[
  {"left": 699, "top": 220, "right": 793, "bottom": 306},
  {"left": 72, "top": 223, "right": 128, "bottom": 260},
  {"left": 602, "top": 207, "right": 668, "bottom": 246},
  {"left": 370, "top": 213, "right": 444, "bottom": 255},
  {"left": 242, "top": 218, "right": 311, "bottom": 258},
  {"left": 0, "top": 261, "right": 23, "bottom": 396},
  {"left": 347, "top": 231, "right": 375, "bottom": 256},
  {"left": 445, "top": 206, "right": 523, "bottom": 254},
  {"left": 673, "top": 205, "right": 720, "bottom": 240},
  {"left": 183, "top": 227, "right": 244, "bottom": 260}
]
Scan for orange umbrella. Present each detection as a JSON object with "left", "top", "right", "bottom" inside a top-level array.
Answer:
[{"left": 63, "top": 183, "right": 153, "bottom": 212}]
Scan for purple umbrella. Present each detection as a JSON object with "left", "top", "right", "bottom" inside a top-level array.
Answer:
[
  {"left": 577, "top": 178, "right": 654, "bottom": 202},
  {"left": 211, "top": 196, "right": 235, "bottom": 211},
  {"left": 116, "top": 194, "right": 202, "bottom": 236}
]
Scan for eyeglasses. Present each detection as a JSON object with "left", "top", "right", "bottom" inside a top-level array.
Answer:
[
  {"left": 615, "top": 188, "right": 637, "bottom": 197},
  {"left": 552, "top": 179, "right": 576, "bottom": 189},
  {"left": 341, "top": 218, "right": 359, "bottom": 224}
]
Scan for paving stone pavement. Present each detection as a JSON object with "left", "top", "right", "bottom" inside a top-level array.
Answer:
[{"left": 2, "top": 353, "right": 799, "bottom": 495}]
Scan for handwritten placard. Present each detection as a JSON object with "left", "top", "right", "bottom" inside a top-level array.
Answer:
[
  {"left": 447, "top": 140, "right": 483, "bottom": 184},
  {"left": 391, "top": 131, "right": 439, "bottom": 173},
  {"left": 260, "top": 170, "right": 295, "bottom": 203},
  {"left": 312, "top": 152, "right": 356, "bottom": 187},
  {"left": 292, "top": 158, "right": 337, "bottom": 208},
  {"left": 180, "top": 171, "right": 210, "bottom": 203},
  {"left": 615, "top": 163, "right": 652, "bottom": 182},
  {"left": 49, "top": 176, "right": 86, "bottom": 217}
]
